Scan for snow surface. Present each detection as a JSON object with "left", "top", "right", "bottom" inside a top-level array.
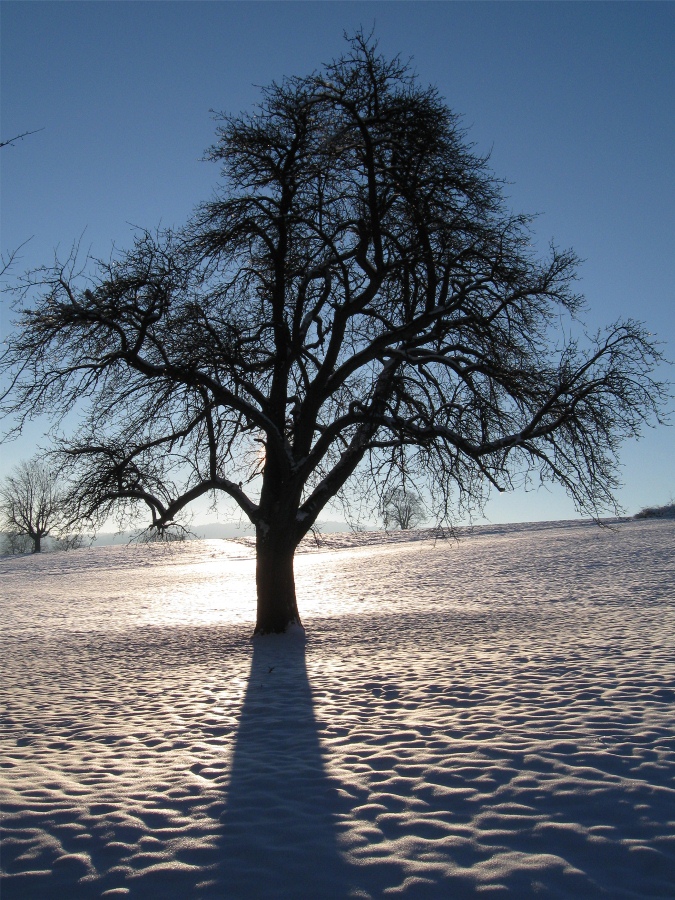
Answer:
[{"left": 1, "top": 519, "right": 674, "bottom": 898}]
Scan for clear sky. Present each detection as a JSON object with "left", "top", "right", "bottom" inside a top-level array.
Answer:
[{"left": 1, "top": 2, "right": 673, "bottom": 526}]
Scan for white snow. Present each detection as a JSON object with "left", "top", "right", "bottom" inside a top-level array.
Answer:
[{"left": 1, "top": 519, "right": 674, "bottom": 898}]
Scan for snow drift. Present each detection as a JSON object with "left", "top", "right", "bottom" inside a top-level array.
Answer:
[{"left": 1, "top": 518, "right": 674, "bottom": 897}]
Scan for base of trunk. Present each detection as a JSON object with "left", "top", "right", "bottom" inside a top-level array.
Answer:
[
  {"left": 254, "top": 528, "right": 302, "bottom": 635},
  {"left": 253, "top": 615, "right": 303, "bottom": 636},
  {"left": 252, "top": 621, "right": 306, "bottom": 639}
]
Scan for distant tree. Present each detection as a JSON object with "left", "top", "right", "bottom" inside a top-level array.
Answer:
[
  {"left": 0, "top": 459, "right": 64, "bottom": 553},
  {"left": 0, "top": 35, "right": 667, "bottom": 631},
  {"left": 2, "top": 530, "right": 32, "bottom": 555},
  {"left": 51, "top": 532, "right": 87, "bottom": 552},
  {"left": 634, "top": 502, "right": 675, "bottom": 520},
  {"left": 381, "top": 487, "right": 425, "bottom": 530}
]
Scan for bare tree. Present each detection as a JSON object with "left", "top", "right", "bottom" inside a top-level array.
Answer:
[
  {"left": 0, "top": 35, "right": 667, "bottom": 631},
  {"left": 381, "top": 487, "right": 425, "bottom": 531},
  {"left": 2, "top": 530, "right": 32, "bottom": 555},
  {"left": 51, "top": 532, "right": 87, "bottom": 552},
  {"left": 0, "top": 459, "right": 63, "bottom": 553}
]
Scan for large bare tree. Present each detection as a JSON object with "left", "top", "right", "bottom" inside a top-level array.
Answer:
[{"left": 0, "top": 35, "right": 666, "bottom": 631}]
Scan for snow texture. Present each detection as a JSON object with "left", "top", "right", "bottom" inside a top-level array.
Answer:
[{"left": 1, "top": 519, "right": 674, "bottom": 898}]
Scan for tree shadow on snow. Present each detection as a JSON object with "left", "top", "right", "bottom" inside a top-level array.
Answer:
[{"left": 209, "top": 631, "right": 357, "bottom": 899}]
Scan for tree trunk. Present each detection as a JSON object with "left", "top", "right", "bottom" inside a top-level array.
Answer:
[
  {"left": 254, "top": 522, "right": 302, "bottom": 635},
  {"left": 31, "top": 533, "right": 41, "bottom": 553}
]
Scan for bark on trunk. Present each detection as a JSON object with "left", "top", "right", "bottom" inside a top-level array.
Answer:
[
  {"left": 254, "top": 524, "right": 302, "bottom": 634},
  {"left": 31, "top": 533, "right": 41, "bottom": 553}
]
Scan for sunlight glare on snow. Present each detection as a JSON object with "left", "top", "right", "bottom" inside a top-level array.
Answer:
[{"left": 2, "top": 520, "right": 675, "bottom": 898}]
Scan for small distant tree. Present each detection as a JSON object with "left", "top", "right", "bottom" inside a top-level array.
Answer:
[
  {"left": 2, "top": 530, "right": 32, "bottom": 555},
  {"left": 0, "top": 459, "right": 64, "bottom": 553},
  {"left": 0, "top": 34, "right": 667, "bottom": 630},
  {"left": 634, "top": 502, "right": 675, "bottom": 520},
  {"left": 51, "top": 532, "right": 87, "bottom": 551},
  {"left": 381, "top": 487, "right": 425, "bottom": 530}
]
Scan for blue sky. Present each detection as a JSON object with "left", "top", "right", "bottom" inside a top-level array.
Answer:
[{"left": 1, "top": 2, "right": 673, "bottom": 526}]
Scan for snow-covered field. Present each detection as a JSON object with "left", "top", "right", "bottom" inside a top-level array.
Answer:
[{"left": 1, "top": 518, "right": 674, "bottom": 899}]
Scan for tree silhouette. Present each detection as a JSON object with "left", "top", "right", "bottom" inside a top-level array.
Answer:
[
  {"left": 0, "top": 459, "right": 63, "bottom": 553},
  {"left": 381, "top": 488, "right": 425, "bottom": 531},
  {"left": 0, "top": 35, "right": 666, "bottom": 630}
]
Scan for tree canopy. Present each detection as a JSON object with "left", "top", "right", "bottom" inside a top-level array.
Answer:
[{"left": 0, "top": 34, "right": 666, "bottom": 631}]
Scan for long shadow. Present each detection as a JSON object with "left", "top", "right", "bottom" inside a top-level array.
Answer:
[{"left": 212, "top": 631, "right": 356, "bottom": 899}]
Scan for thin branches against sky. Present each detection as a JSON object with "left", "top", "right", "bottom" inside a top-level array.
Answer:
[{"left": 1, "top": 2, "right": 672, "bottom": 524}]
